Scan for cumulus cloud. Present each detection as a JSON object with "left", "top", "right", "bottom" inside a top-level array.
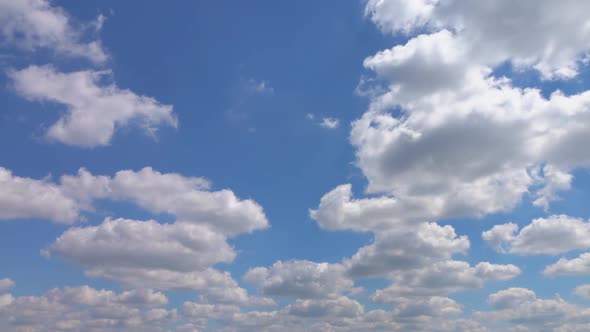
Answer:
[
  {"left": 366, "top": 0, "right": 590, "bottom": 79},
  {"left": 0, "top": 0, "right": 107, "bottom": 63},
  {"left": 0, "top": 165, "right": 269, "bottom": 304},
  {"left": 474, "top": 288, "right": 590, "bottom": 331},
  {"left": 0, "top": 166, "right": 268, "bottom": 235},
  {"left": 45, "top": 218, "right": 236, "bottom": 284},
  {"left": 353, "top": 1, "right": 590, "bottom": 222},
  {"left": 482, "top": 223, "right": 518, "bottom": 253},
  {"left": 372, "top": 260, "right": 520, "bottom": 301},
  {"left": 319, "top": 117, "right": 340, "bottom": 129},
  {"left": 9, "top": 65, "right": 177, "bottom": 147},
  {"left": 0, "top": 167, "right": 79, "bottom": 223},
  {"left": 285, "top": 296, "right": 363, "bottom": 318},
  {"left": 344, "top": 222, "right": 469, "bottom": 278},
  {"left": 0, "top": 278, "right": 14, "bottom": 293},
  {"left": 484, "top": 215, "right": 590, "bottom": 255},
  {"left": 244, "top": 260, "right": 354, "bottom": 299},
  {"left": 0, "top": 285, "right": 173, "bottom": 332},
  {"left": 544, "top": 253, "right": 590, "bottom": 277}
]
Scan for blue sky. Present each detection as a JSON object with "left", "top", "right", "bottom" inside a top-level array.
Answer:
[{"left": 2, "top": 1, "right": 590, "bottom": 331}]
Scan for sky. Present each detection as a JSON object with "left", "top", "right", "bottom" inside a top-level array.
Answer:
[{"left": 1, "top": 0, "right": 590, "bottom": 331}]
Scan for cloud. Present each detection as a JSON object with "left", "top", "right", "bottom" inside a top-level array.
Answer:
[
  {"left": 0, "top": 167, "right": 79, "bottom": 224},
  {"left": 45, "top": 218, "right": 235, "bottom": 277},
  {"left": 306, "top": 113, "right": 341, "bottom": 129},
  {"left": 544, "top": 253, "right": 590, "bottom": 277},
  {"left": 8, "top": 65, "right": 177, "bottom": 147},
  {"left": 0, "top": 278, "right": 14, "bottom": 293},
  {"left": 0, "top": 165, "right": 269, "bottom": 302},
  {"left": 482, "top": 223, "right": 518, "bottom": 253},
  {"left": 353, "top": 1, "right": 590, "bottom": 223},
  {"left": 487, "top": 288, "right": 537, "bottom": 310},
  {"left": 343, "top": 222, "right": 469, "bottom": 278},
  {"left": 319, "top": 117, "right": 340, "bottom": 129},
  {"left": 309, "top": 183, "right": 430, "bottom": 232},
  {"left": 0, "top": 285, "right": 174, "bottom": 332},
  {"left": 391, "top": 296, "right": 462, "bottom": 319},
  {"left": 372, "top": 260, "right": 520, "bottom": 301},
  {"left": 42, "top": 166, "right": 268, "bottom": 294},
  {"left": 60, "top": 167, "right": 268, "bottom": 236},
  {"left": 248, "top": 79, "right": 274, "bottom": 94},
  {"left": 0, "top": 0, "right": 108, "bottom": 63},
  {"left": 474, "top": 288, "right": 590, "bottom": 331},
  {"left": 285, "top": 296, "right": 363, "bottom": 318},
  {"left": 366, "top": 0, "right": 590, "bottom": 79},
  {"left": 0, "top": 166, "right": 268, "bottom": 235},
  {"left": 244, "top": 260, "right": 354, "bottom": 299},
  {"left": 483, "top": 215, "right": 590, "bottom": 255},
  {"left": 574, "top": 285, "right": 590, "bottom": 300}
]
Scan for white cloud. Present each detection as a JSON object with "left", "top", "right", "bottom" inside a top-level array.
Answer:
[
  {"left": 487, "top": 288, "right": 537, "bottom": 310},
  {"left": 0, "top": 166, "right": 269, "bottom": 235},
  {"left": 482, "top": 223, "right": 518, "bottom": 253},
  {"left": 474, "top": 288, "right": 590, "bottom": 331},
  {"left": 45, "top": 215, "right": 266, "bottom": 294},
  {"left": 531, "top": 165, "right": 573, "bottom": 210},
  {"left": 319, "top": 117, "right": 340, "bottom": 129},
  {"left": 366, "top": 0, "right": 590, "bottom": 79},
  {"left": 0, "top": 285, "right": 173, "bottom": 332},
  {"left": 0, "top": 0, "right": 108, "bottom": 63},
  {"left": 244, "top": 260, "right": 353, "bottom": 299},
  {"left": 391, "top": 296, "right": 462, "bottom": 319},
  {"left": 248, "top": 79, "right": 274, "bottom": 94},
  {"left": 352, "top": 1, "right": 590, "bottom": 223},
  {"left": 0, "top": 165, "right": 270, "bottom": 300},
  {"left": 285, "top": 296, "right": 363, "bottom": 318},
  {"left": 46, "top": 218, "right": 235, "bottom": 275},
  {"left": 310, "top": 183, "right": 430, "bottom": 232},
  {"left": 344, "top": 222, "right": 469, "bottom": 278},
  {"left": 574, "top": 285, "right": 590, "bottom": 300},
  {"left": 372, "top": 260, "right": 520, "bottom": 301},
  {"left": 9, "top": 65, "right": 177, "bottom": 147},
  {"left": 544, "top": 253, "right": 590, "bottom": 277},
  {"left": 306, "top": 113, "right": 341, "bottom": 129},
  {"left": 0, "top": 167, "right": 79, "bottom": 223},
  {"left": 0, "top": 278, "right": 14, "bottom": 293},
  {"left": 484, "top": 215, "right": 590, "bottom": 255}
]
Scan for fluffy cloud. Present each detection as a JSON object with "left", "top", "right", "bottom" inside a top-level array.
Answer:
[
  {"left": 351, "top": 72, "right": 590, "bottom": 218},
  {"left": 310, "top": 183, "right": 431, "bottom": 232},
  {"left": 319, "top": 117, "right": 340, "bottom": 129},
  {"left": 487, "top": 288, "right": 537, "bottom": 310},
  {"left": 45, "top": 218, "right": 235, "bottom": 286},
  {"left": 344, "top": 222, "right": 469, "bottom": 278},
  {"left": 483, "top": 215, "right": 590, "bottom": 255},
  {"left": 482, "top": 223, "right": 518, "bottom": 253},
  {"left": 285, "top": 296, "right": 363, "bottom": 318},
  {"left": 372, "top": 260, "right": 520, "bottom": 301},
  {"left": 353, "top": 1, "right": 590, "bottom": 223},
  {"left": 474, "top": 288, "right": 590, "bottom": 331},
  {"left": 391, "top": 296, "right": 462, "bottom": 319},
  {"left": 574, "top": 285, "right": 590, "bottom": 300},
  {"left": 244, "top": 260, "right": 354, "bottom": 299},
  {"left": 0, "top": 0, "right": 107, "bottom": 62},
  {"left": 366, "top": 0, "right": 590, "bottom": 79},
  {"left": 0, "top": 166, "right": 268, "bottom": 235},
  {"left": 0, "top": 285, "right": 173, "bottom": 332},
  {"left": 0, "top": 165, "right": 269, "bottom": 301},
  {"left": 9, "top": 65, "right": 177, "bottom": 147},
  {"left": 0, "top": 167, "right": 79, "bottom": 223},
  {"left": 544, "top": 253, "right": 590, "bottom": 277},
  {"left": 0, "top": 278, "right": 14, "bottom": 293}
]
